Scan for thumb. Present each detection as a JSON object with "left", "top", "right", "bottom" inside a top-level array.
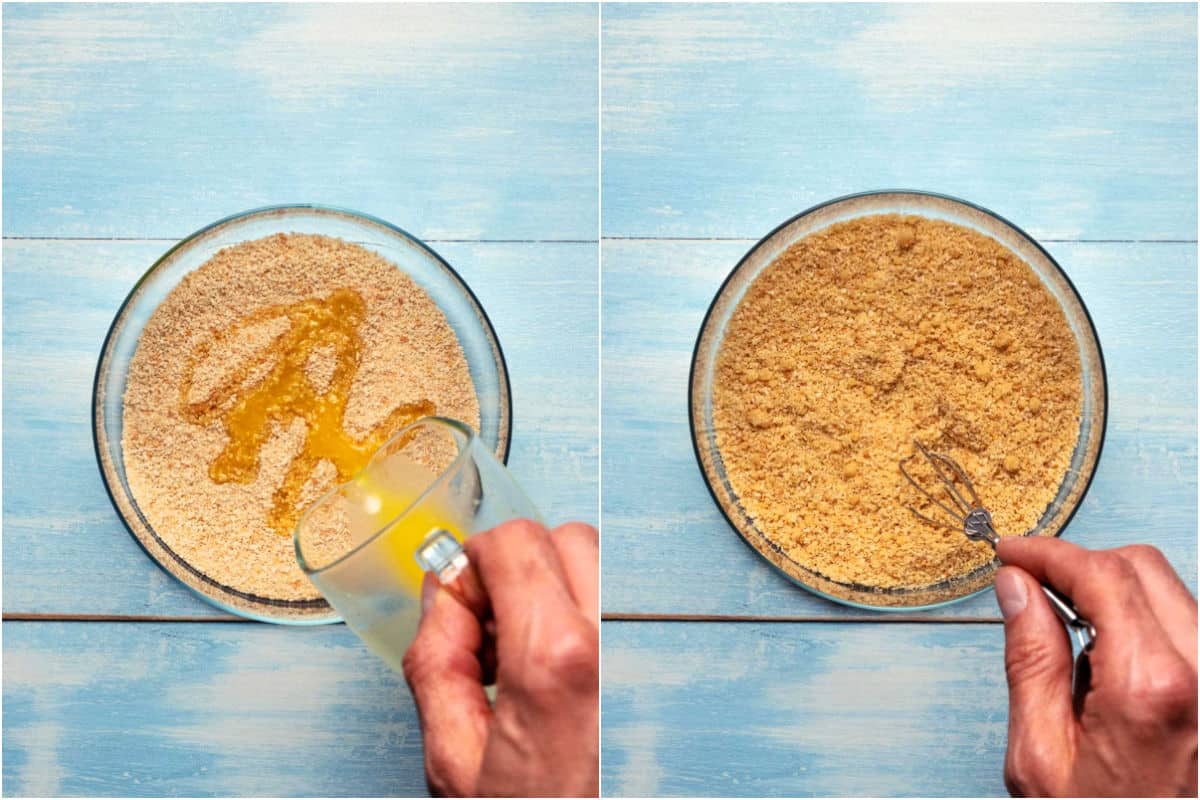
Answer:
[{"left": 996, "top": 566, "right": 1076, "bottom": 796}]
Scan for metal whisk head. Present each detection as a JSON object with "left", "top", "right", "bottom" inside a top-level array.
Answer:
[{"left": 899, "top": 440, "right": 999, "bottom": 547}]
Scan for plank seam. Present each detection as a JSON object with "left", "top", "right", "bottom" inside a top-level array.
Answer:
[
  {"left": 2, "top": 612, "right": 1003, "bottom": 623},
  {"left": 3, "top": 236, "right": 1193, "bottom": 244},
  {"left": 600, "top": 237, "right": 1198, "bottom": 244},
  {"left": 3, "top": 613, "right": 251, "bottom": 623},
  {"left": 601, "top": 613, "right": 1002, "bottom": 623},
  {"left": 2, "top": 236, "right": 599, "bottom": 244}
]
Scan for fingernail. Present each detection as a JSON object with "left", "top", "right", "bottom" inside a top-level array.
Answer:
[
  {"left": 421, "top": 575, "right": 437, "bottom": 616},
  {"left": 995, "top": 568, "right": 1028, "bottom": 619}
]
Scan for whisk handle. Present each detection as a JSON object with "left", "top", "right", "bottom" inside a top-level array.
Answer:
[
  {"left": 972, "top": 515, "right": 1097, "bottom": 652},
  {"left": 1040, "top": 583, "right": 1097, "bottom": 652}
]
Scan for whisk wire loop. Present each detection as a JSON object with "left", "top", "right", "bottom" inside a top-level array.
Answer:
[
  {"left": 898, "top": 440, "right": 984, "bottom": 528},
  {"left": 927, "top": 449, "right": 980, "bottom": 511}
]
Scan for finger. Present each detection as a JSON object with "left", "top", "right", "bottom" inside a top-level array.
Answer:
[
  {"left": 995, "top": 566, "right": 1076, "bottom": 796},
  {"left": 402, "top": 573, "right": 491, "bottom": 797},
  {"left": 467, "top": 518, "right": 577, "bottom": 637},
  {"left": 548, "top": 522, "right": 600, "bottom": 624},
  {"left": 433, "top": 560, "right": 497, "bottom": 684},
  {"left": 468, "top": 519, "right": 597, "bottom": 698},
  {"left": 996, "top": 536, "right": 1171, "bottom": 654},
  {"left": 1113, "top": 545, "right": 1198, "bottom": 669}
]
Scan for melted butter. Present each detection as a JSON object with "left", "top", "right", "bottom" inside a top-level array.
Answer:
[{"left": 180, "top": 288, "right": 434, "bottom": 535}]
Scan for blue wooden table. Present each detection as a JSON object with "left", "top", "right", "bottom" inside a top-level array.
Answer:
[
  {"left": 600, "top": 4, "right": 1196, "bottom": 796},
  {"left": 6, "top": 3, "right": 1198, "bottom": 798},
  {"left": 3, "top": 4, "right": 598, "bottom": 795}
]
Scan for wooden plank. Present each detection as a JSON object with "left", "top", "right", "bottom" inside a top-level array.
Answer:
[
  {"left": 3, "top": 621, "right": 427, "bottom": 796},
  {"left": 2, "top": 3, "right": 599, "bottom": 240},
  {"left": 600, "top": 241, "right": 1196, "bottom": 616},
  {"left": 601, "top": 620, "right": 1009, "bottom": 797},
  {"left": 2, "top": 240, "right": 598, "bottom": 616},
  {"left": 601, "top": 3, "right": 1197, "bottom": 240}
]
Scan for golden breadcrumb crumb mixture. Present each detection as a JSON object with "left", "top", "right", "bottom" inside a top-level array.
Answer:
[
  {"left": 713, "top": 215, "right": 1082, "bottom": 589},
  {"left": 122, "top": 233, "right": 479, "bottom": 601}
]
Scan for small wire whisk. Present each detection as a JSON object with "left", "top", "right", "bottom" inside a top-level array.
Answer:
[
  {"left": 900, "top": 439, "right": 1097, "bottom": 714},
  {"left": 899, "top": 440, "right": 1000, "bottom": 547}
]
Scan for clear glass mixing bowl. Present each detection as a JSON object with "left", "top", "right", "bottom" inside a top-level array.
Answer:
[
  {"left": 93, "top": 205, "right": 511, "bottom": 624},
  {"left": 689, "top": 190, "right": 1107, "bottom": 610}
]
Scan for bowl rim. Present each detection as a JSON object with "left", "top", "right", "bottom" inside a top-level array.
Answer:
[
  {"left": 91, "top": 203, "right": 513, "bottom": 624},
  {"left": 687, "top": 188, "right": 1110, "bottom": 612}
]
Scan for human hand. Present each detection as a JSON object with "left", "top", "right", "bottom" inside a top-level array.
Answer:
[
  {"left": 402, "top": 519, "right": 599, "bottom": 797},
  {"left": 995, "top": 537, "right": 1197, "bottom": 797}
]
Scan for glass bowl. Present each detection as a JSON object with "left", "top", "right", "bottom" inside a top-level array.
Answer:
[
  {"left": 93, "top": 205, "right": 511, "bottom": 624},
  {"left": 689, "top": 190, "right": 1107, "bottom": 610}
]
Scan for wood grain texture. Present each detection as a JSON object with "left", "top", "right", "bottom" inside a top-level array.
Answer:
[
  {"left": 601, "top": 3, "right": 1197, "bottom": 241},
  {"left": 3, "top": 240, "right": 597, "bottom": 616},
  {"left": 601, "top": 240, "right": 1197, "bottom": 616},
  {"left": 3, "top": 621, "right": 426, "bottom": 797},
  {"left": 3, "top": 3, "right": 599, "bottom": 241},
  {"left": 602, "top": 620, "right": 1010, "bottom": 797}
]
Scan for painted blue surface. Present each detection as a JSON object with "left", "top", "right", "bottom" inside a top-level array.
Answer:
[
  {"left": 599, "top": 4, "right": 1196, "bottom": 797},
  {"left": 3, "top": 3, "right": 598, "bottom": 241},
  {"left": 3, "top": 4, "right": 598, "bottom": 796},
  {"left": 601, "top": 3, "right": 1197, "bottom": 241},
  {"left": 4, "top": 622, "right": 425, "bottom": 797},
  {"left": 602, "top": 621, "right": 1010, "bottom": 797}
]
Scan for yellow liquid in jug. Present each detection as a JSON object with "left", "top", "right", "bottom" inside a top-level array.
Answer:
[{"left": 345, "top": 455, "right": 468, "bottom": 597}]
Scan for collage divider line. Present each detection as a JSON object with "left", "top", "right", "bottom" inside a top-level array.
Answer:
[{"left": 596, "top": 0, "right": 605, "bottom": 723}]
